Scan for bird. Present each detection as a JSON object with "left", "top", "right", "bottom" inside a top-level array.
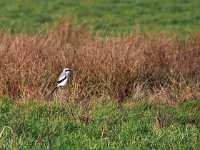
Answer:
[{"left": 50, "top": 68, "right": 71, "bottom": 95}]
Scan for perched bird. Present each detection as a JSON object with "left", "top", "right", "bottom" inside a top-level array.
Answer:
[{"left": 50, "top": 68, "right": 71, "bottom": 95}]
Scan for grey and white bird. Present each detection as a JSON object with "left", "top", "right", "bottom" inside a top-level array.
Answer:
[{"left": 50, "top": 68, "right": 71, "bottom": 94}]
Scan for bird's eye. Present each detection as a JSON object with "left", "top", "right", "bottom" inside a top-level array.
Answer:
[{"left": 64, "top": 69, "right": 71, "bottom": 72}]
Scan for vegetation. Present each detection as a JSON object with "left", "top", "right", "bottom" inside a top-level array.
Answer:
[
  {"left": 0, "top": 0, "right": 200, "bottom": 149},
  {"left": 0, "top": 21, "right": 200, "bottom": 104},
  {"left": 0, "top": 96, "right": 199, "bottom": 149},
  {"left": 0, "top": 0, "right": 200, "bottom": 34}
]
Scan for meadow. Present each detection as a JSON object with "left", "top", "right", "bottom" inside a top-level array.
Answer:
[
  {"left": 1, "top": 96, "right": 199, "bottom": 149},
  {"left": 0, "top": 0, "right": 200, "bottom": 34},
  {"left": 0, "top": 0, "right": 200, "bottom": 149}
]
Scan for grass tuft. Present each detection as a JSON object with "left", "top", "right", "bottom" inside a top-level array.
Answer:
[{"left": 0, "top": 20, "right": 200, "bottom": 104}]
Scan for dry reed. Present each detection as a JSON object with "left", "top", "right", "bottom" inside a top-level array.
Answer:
[{"left": 0, "top": 20, "right": 200, "bottom": 104}]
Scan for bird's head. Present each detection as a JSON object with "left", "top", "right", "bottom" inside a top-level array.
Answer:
[{"left": 63, "top": 68, "right": 71, "bottom": 73}]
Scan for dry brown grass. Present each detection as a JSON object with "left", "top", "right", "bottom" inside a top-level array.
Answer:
[{"left": 0, "top": 20, "right": 200, "bottom": 104}]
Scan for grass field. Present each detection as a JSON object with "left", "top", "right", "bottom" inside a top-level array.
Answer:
[
  {"left": 0, "top": 96, "right": 199, "bottom": 149},
  {"left": 0, "top": 0, "right": 200, "bottom": 34},
  {"left": 0, "top": 0, "right": 200, "bottom": 149}
]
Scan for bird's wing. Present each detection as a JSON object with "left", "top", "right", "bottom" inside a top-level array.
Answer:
[
  {"left": 57, "top": 76, "right": 67, "bottom": 84},
  {"left": 57, "top": 72, "right": 67, "bottom": 84}
]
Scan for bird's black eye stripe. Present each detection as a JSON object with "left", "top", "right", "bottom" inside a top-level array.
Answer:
[{"left": 57, "top": 76, "right": 67, "bottom": 84}]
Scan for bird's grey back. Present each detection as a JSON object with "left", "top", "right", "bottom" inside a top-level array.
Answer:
[{"left": 58, "top": 70, "right": 70, "bottom": 81}]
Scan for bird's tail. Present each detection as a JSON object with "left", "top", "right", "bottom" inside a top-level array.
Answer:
[
  {"left": 45, "top": 86, "right": 58, "bottom": 98},
  {"left": 50, "top": 86, "right": 58, "bottom": 95}
]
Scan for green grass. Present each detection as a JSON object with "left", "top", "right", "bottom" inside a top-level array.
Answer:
[
  {"left": 1, "top": 1, "right": 200, "bottom": 149},
  {"left": 0, "top": 96, "right": 199, "bottom": 149},
  {"left": 0, "top": 0, "right": 200, "bottom": 35}
]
